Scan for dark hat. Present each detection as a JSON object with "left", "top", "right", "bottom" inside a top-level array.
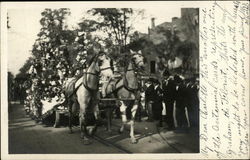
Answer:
[
  {"left": 153, "top": 79, "right": 160, "bottom": 84},
  {"left": 148, "top": 78, "right": 155, "bottom": 83},
  {"left": 163, "top": 70, "right": 170, "bottom": 77},
  {"left": 174, "top": 75, "right": 182, "bottom": 83},
  {"left": 190, "top": 77, "right": 196, "bottom": 83}
]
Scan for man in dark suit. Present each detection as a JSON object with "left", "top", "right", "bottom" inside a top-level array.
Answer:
[
  {"left": 145, "top": 78, "right": 155, "bottom": 121},
  {"left": 162, "top": 75, "right": 176, "bottom": 130},
  {"left": 152, "top": 79, "right": 163, "bottom": 127},
  {"left": 188, "top": 77, "right": 199, "bottom": 128},
  {"left": 175, "top": 75, "right": 188, "bottom": 128}
]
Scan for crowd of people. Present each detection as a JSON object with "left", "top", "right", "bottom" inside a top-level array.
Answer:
[{"left": 141, "top": 73, "right": 199, "bottom": 130}]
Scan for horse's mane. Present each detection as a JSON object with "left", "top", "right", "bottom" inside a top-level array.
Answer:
[{"left": 88, "top": 54, "right": 97, "bottom": 66}]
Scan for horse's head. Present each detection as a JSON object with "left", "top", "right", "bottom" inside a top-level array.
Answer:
[
  {"left": 87, "top": 54, "right": 100, "bottom": 75},
  {"left": 86, "top": 52, "right": 113, "bottom": 80},
  {"left": 98, "top": 53, "right": 114, "bottom": 81},
  {"left": 81, "top": 54, "right": 101, "bottom": 91},
  {"left": 130, "top": 50, "right": 145, "bottom": 70}
]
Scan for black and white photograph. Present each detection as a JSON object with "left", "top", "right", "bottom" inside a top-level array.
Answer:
[
  {"left": 1, "top": 1, "right": 249, "bottom": 160},
  {"left": 6, "top": 4, "right": 199, "bottom": 154}
]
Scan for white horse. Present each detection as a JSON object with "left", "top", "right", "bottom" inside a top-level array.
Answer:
[
  {"left": 64, "top": 53, "right": 112, "bottom": 144},
  {"left": 101, "top": 50, "right": 145, "bottom": 143}
]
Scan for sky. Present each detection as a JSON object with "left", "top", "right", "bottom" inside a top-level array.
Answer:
[{"left": 7, "top": 6, "right": 181, "bottom": 75}]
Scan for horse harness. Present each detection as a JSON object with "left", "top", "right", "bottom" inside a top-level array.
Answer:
[
  {"left": 103, "top": 72, "right": 139, "bottom": 101},
  {"left": 66, "top": 54, "right": 141, "bottom": 100},
  {"left": 66, "top": 66, "right": 113, "bottom": 99}
]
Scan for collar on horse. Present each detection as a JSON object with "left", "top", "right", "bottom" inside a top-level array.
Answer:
[
  {"left": 82, "top": 57, "right": 113, "bottom": 93},
  {"left": 103, "top": 64, "right": 139, "bottom": 98},
  {"left": 82, "top": 71, "right": 99, "bottom": 93},
  {"left": 123, "top": 62, "right": 139, "bottom": 93},
  {"left": 123, "top": 76, "right": 138, "bottom": 93}
]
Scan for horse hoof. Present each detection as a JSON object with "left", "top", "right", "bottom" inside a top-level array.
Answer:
[
  {"left": 83, "top": 139, "right": 92, "bottom": 145},
  {"left": 80, "top": 134, "right": 84, "bottom": 139},
  {"left": 131, "top": 138, "right": 137, "bottom": 144},
  {"left": 88, "top": 127, "right": 97, "bottom": 136},
  {"left": 118, "top": 129, "right": 123, "bottom": 134},
  {"left": 69, "top": 130, "right": 73, "bottom": 134}
]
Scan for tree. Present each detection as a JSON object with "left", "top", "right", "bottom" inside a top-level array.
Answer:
[
  {"left": 87, "top": 8, "right": 131, "bottom": 50},
  {"left": 17, "top": 8, "right": 77, "bottom": 119},
  {"left": 31, "top": 8, "right": 75, "bottom": 99},
  {"left": 155, "top": 26, "right": 181, "bottom": 60},
  {"left": 85, "top": 8, "right": 145, "bottom": 69},
  {"left": 8, "top": 72, "right": 14, "bottom": 101},
  {"left": 17, "top": 57, "right": 34, "bottom": 79},
  {"left": 87, "top": 8, "right": 144, "bottom": 54},
  {"left": 180, "top": 8, "right": 199, "bottom": 48},
  {"left": 152, "top": 9, "right": 199, "bottom": 73}
]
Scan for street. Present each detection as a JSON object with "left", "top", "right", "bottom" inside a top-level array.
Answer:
[{"left": 9, "top": 103, "right": 199, "bottom": 154}]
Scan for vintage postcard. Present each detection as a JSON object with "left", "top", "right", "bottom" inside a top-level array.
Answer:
[{"left": 1, "top": 1, "right": 249, "bottom": 160}]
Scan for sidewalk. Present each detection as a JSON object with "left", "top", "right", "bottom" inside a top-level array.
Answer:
[{"left": 95, "top": 117, "right": 199, "bottom": 153}]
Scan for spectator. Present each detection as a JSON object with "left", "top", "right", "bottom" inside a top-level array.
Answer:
[
  {"left": 145, "top": 78, "right": 155, "bottom": 122},
  {"left": 135, "top": 81, "right": 143, "bottom": 122},
  {"left": 152, "top": 79, "right": 163, "bottom": 127},
  {"left": 183, "top": 78, "right": 192, "bottom": 128},
  {"left": 162, "top": 75, "right": 176, "bottom": 130},
  {"left": 174, "top": 75, "right": 188, "bottom": 129},
  {"left": 189, "top": 77, "right": 199, "bottom": 128}
]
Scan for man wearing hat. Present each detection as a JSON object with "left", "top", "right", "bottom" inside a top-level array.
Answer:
[
  {"left": 175, "top": 74, "right": 188, "bottom": 129},
  {"left": 162, "top": 75, "right": 176, "bottom": 130},
  {"left": 152, "top": 79, "right": 163, "bottom": 127},
  {"left": 188, "top": 76, "right": 199, "bottom": 128}
]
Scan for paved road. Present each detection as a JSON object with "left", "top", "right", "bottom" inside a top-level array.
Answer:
[
  {"left": 9, "top": 103, "right": 199, "bottom": 154},
  {"left": 9, "top": 103, "right": 125, "bottom": 154}
]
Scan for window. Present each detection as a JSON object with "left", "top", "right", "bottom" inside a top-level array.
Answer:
[{"left": 150, "top": 61, "right": 156, "bottom": 73}]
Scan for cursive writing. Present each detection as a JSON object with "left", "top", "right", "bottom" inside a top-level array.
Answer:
[{"left": 200, "top": 1, "right": 249, "bottom": 159}]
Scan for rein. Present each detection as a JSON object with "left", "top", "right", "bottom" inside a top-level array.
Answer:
[
  {"left": 103, "top": 64, "right": 139, "bottom": 98},
  {"left": 123, "top": 61, "right": 139, "bottom": 92},
  {"left": 82, "top": 60, "right": 100, "bottom": 92},
  {"left": 83, "top": 73, "right": 99, "bottom": 93},
  {"left": 123, "top": 74, "right": 138, "bottom": 93},
  {"left": 82, "top": 58, "right": 114, "bottom": 92},
  {"left": 100, "top": 66, "right": 113, "bottom": 72},
  {"left": 83, "top": 72, "right": 99, "bottom": 76}
]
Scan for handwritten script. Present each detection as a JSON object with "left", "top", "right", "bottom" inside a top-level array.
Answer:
[{"left": 200, "top": 1, "right": 249, "bottom": 159}]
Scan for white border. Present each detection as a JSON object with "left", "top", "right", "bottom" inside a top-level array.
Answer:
[{"left": 1, "top": 1, "right": 249, "bottom": 160}]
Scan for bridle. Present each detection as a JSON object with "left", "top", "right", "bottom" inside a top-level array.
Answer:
[
  {"left": 102, "top": 53, "right": 145, "bottom": 101},
  {"left": 83, "top": 52, "right": 144, "bottom": 94},
  {"left": 130, "top": 53, "right": 144, "bottom": 69},
  {"left": 82, "top": 55, "right": 113, "bottom": 92}
]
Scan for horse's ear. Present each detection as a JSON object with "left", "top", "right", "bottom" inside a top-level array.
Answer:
[
  {"left": 130, "top": 49, "right": 134, "bottom": 54},
  {"left": 89, "top": 54, "right": 97, "bottom": 65},
  {"left": 110, "top": 59, "right": 113, "bottom": 66},
  {"left": 110, "top": 59, "right": 114, "bottom": 72}
]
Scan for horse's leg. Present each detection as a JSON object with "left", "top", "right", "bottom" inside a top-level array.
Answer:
[
  {"left": 93, "top": 100, "right": 100, "bottom": 122},
  {"left": 130, "top": 102, "right": 138, "bottom": 144},
  {"left": 89, "top": 101, "right": 99, "bottom": 136},
  {"left": 68, "top": 100, "right": 73, "bottom": 134},
  {"left": 119, "top": 101, "right": 127, "bottom": 133},
  {"left": 79, "top": 113, "right": 85, "bottom": 138},
  {"left": 79, "top": 111, "right": 91, "bottom": 145},
  {"left": 77, "top": 86, "right": 91, "bottom": 144}
]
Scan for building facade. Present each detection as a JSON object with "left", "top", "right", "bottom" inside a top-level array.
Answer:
[{"left": 136, "top": 8, "right": 199, "bottom": 81}]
